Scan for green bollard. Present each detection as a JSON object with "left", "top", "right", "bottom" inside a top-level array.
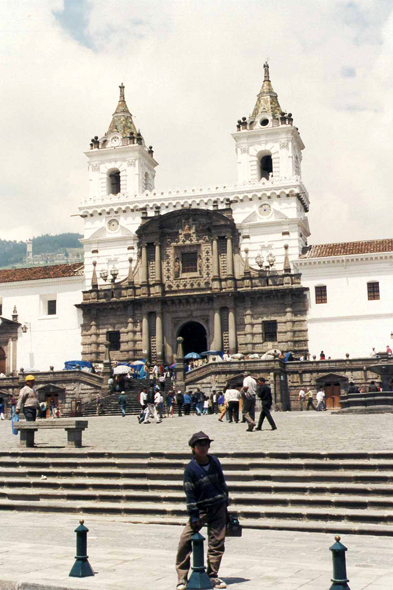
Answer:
[
  {"left": 186, "top": 532, "right": 213, "bottom": 589},
  {"left": 329, "top": 535, "right": 350, "bottom": 590},
  {"left": 69, "top": 520, "right": 94, "bottom": 578}
]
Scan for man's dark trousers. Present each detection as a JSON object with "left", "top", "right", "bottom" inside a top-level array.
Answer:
[{"left": 257, "top": 406, "right": 277, "bottom": 430}]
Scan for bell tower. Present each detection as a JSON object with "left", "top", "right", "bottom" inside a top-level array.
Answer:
[
  {"left": 232, "top": 62, "right": 304, "bottom": 184},
  {"left": 85, "top": 84, "right": 158, "bottom": 200}
]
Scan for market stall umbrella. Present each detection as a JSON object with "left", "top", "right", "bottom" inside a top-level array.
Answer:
[
  {"left": 113, "top": 365, "right": 131, "bottom": 375},
  {"left": 201, "top": 351, "right": 222, "bottom": 357},
  {"left": 130, "top": 360, "right": 145, "bottom": 365},
  {"left": 184, "top": 352, "right": 201, "bottom": 360}
]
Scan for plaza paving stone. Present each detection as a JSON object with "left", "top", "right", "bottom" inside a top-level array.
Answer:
[
  {"left": 1, "top": 411, "right": 393, "bottom": 589},
  {"left": 0, "top": 410, "right": 393, "bottom": 453},
  {"left": 0, "top": 513, "right": 393, "bottom": 589}
]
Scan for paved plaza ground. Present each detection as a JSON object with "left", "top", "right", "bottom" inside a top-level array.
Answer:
[
  {"left": 1, "top": 410, "right": 393, "bottom": 589},
  {"left": 0, "top": 409, "right": 393, "bottom": 453}
]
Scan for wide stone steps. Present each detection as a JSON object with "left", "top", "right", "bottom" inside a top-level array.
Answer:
[{"left": 2, "top": 451, "right": 393, "bottom": 535}]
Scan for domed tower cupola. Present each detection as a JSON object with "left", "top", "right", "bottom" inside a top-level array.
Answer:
[
  {"left": 106, "top": 83, "right": 140, "bottom": 144},
  {"left": 86, "top": 84, "right": 158, "bottom": 198},
  {"left": 248, "top": 62, "right": 282, "bottom": 130}
]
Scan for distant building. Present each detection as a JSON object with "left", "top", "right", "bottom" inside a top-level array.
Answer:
[{"left": 0, "top": 263, "right": 84, "bottom": 373}]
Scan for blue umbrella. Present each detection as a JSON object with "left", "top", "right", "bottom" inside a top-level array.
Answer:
[{"left": 184, "top": 352, "right": 201, "bottom": 360}]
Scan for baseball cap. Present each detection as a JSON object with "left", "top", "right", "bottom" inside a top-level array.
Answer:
[{"left": 188, "top": 431, "right": 214, "bottom": 448}]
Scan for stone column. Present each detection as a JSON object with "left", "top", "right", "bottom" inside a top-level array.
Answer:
[
  {"left": 175, "top": 336, "right": 185, "bottom": 390},
  {"left": 155, "top": 242, "right": 162, "bottom": 283},
  {"left": 212, "top": 236, "right": 219, "bottom": 278},
  {"left": 213, "top": 307, "right": 222, "bottom": 351},
  {"left": 228, "top": 307, "right": 237, "bottom": 354},
  {"left": 244, "top": 302, "right": 253, "bottom": 353},
  {"left": 226, "top": 235, "right": 234, "bottom": 277},
  {"left": 11, "top": 337, "right": 17, "bottom": 374},
  {"left": 156, "top": 310, "right": 164, "bottom": 364},
  {"left": 141, "top": 244, "right": 148, "bottom": 284},
  {"left": 142, "top": 312, "right": 150, "bottom": 362}
]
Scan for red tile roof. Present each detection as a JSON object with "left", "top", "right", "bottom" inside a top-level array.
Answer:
[
  {"left": 0, "top": 263, "right": 84, "bottom": 284},
  {"left": 301, "top": 240, "right": 393, "bottom": 259}
]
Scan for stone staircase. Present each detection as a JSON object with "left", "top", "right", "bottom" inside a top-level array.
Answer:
[{"left": 1, "top": 450, "right": 393, "bottom": 535}]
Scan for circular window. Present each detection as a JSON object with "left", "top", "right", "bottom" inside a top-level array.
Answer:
[{"left": 260, "top": 118, "right": 269, "bottom": 127}]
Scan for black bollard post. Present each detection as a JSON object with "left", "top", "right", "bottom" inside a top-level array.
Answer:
[
  {"left": 69, "top": 520, "right": 94, "bottom": 578},
  {"left": 186, "top": 532, "right": 213, "bottom": 589},
  {"left": 329, "top": 535, "right": 350, "bottom": 590}
]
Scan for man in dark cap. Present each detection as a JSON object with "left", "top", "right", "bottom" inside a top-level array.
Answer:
[{"left": 175, "top": 431, "right": 228, "bottom": 590}]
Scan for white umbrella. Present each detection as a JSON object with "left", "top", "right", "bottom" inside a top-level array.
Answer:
[
  {"left": 248, "top": 354, "right": 260, "bottom": 359},
  {"left": 113, "top": 365, "right": 130, "bottom": 375},
  {"left": 231, "top": 353, "right": 244, "bottom": 359},
  {"left": 130, "top": 360, "right": 145, "bottom": 366}
]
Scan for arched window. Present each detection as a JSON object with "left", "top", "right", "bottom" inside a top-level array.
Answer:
[
  {"left": 260, "top": 155, "right": 273, "bottom": 180},
  {"left": 108, "top": 170, "right": 120, "bottom": 195}
]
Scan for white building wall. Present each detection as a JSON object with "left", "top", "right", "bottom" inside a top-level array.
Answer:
[
  {"left": 0, "top": 277, "right": 84, "bottom": 371},
  {"left": 294, "top": 256, "right": 393, "bottom": 358}
]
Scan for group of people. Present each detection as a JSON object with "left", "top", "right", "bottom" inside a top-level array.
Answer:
[{"left": 298, "top": 388, "right": 326, "bottom": 411}]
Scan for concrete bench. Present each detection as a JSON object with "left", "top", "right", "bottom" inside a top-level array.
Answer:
[{"left": 15, "top": 419, "right": 88, "bottom": 448}]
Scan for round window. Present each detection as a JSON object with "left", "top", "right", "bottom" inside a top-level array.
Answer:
[{"left": 260, "top": 118, "right": 269, "bottom": 127}]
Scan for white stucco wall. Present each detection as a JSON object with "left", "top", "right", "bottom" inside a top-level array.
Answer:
[
  {"left": 294, "top": 255, "right": 393, "bottom": 358},
  {"left": 0, "top": 276, "right": 84, "bottom": 371}
]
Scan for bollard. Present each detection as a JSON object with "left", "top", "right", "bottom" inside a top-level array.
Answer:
[
  {"left": 186, "top": 532, "right": 213, "bottom": 589},
  {"left": 69, "top": 519, "right": 94, "bottom": 578},
  {"left": 329, "top": 535, "right": 350, "bottom": 590}
]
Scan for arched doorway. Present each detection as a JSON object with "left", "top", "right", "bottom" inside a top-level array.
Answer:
[
  {"left": 178, "top": 322, "right": 207, "bottom": 356},
  {"left": 0, "top": 347, "right": 6, "bottom": 374}
]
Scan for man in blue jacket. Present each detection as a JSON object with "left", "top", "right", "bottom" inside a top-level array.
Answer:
[{"left": 175, "top": 431, "right": 228, "bottom": 590}]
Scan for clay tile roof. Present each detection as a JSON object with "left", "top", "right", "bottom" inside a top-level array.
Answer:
[
  {"left": 0, "top": 263, "right": 84, "bottom": 284},
  {"left": 301, "top": 239, "right": 393, "bottom": 259}
]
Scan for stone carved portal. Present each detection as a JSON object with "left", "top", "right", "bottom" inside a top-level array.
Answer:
[{"left": 178, "top": 322, "right": 207, "bottom": 356}]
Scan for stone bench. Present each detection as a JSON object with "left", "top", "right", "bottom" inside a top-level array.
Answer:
[{"left": 15, "top": 419, "right": 88, "bottom": 448}]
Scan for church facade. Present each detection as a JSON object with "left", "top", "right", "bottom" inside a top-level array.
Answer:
[{"left": 78, "top": 65, "right": 310, "bottom": 364}]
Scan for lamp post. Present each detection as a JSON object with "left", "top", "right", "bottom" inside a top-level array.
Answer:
[{"left": 99, "top": 265, "right": 118, "bottom": 298}]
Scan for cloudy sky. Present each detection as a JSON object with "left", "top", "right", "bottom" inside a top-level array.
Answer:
[{"left": 1, "top": 0, "right": 392, "bottom": 245}]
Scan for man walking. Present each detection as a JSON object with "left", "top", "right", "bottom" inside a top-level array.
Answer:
[
  {"left": 316, "top": 388, "right": 326, "bottom": 411},
  {"left": 143, "top": 387, "right": 161, "bottom": 424},
  {"left": 16, "top": 375, "right": 40, "bottom": 421},
  {"left": 241, "top": 384, "right": 256, "bottom": 432},
  {"left": 242, "top": 372, "right": 257, "bottom": 421},
  {"left": 306, "top": 390, "right": 316, "bottom": 410},
  {"left": 255, "top": 377, "right": 277, "bottom": 431},
  {"left": 118, "top": 391, "right": 127, "bottom": 417},
  {"left": 175, "top": 431, "right": 228, "bottom": 590}
]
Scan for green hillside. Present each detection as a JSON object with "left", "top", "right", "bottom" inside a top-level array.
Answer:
[{"left": 0, "top": 233, "right": 83, "bottom": 268}]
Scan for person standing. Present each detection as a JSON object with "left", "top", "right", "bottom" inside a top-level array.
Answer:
[
  {"left": 255, "top": 377, "right": 277, "bottom": 431},
  {"left": 175, "top": 431, "right": 228, "bottom": 590},
  {"left": 298, "top": 388, "right": 306, "bottom": 411},
  {"left": 0, "top": 398, "right": 4, "bottom": 420},
  {"left": 316, "top": 388, "right": 326, "bottom": 411},
  {"left": 183, "top": 392, "right": 191, "bottom": 415},
  {"left": 176, "top": 391, "right": 184, "bottom": 417},
  {"left": 224, "top": 386, "right": 240, "bottom": 423},
  {"left": 118, "top": 391, "right": 127, "bottom": 417},
  {"left": 166, "top": 390, "right": 175, "bottom": 417},
  {"left": 242, "top": 372, "right": 257, "bottom": 421},
  {"left": 212, "top": 391, "right": 218, "bottom": 414},
  {"left": 16, "top": 375, "right": 40, "bottom": 421},
  {"left": 195, "top": 388, "right": 204, "bottom": 416}
]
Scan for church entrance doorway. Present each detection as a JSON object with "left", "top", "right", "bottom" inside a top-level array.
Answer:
[
  {"left": 324, "top": 383, "right": 341, "bottom": 409},
  {"left": 178, "top": 322, "right": 207, "bottom": 356},
  {"left": 0, "top": 347, "right": 5, "bottom": 374}
]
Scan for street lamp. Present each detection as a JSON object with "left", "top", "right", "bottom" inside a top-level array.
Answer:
[
  {"left": 255, "top": 253, "right": 264, "bottom": 268},
  {"left": 267, "top": 252, "right": 276, "bottom": 269},
  {"left": 99, "top": 265, "right": 118, "bottom": 297}
]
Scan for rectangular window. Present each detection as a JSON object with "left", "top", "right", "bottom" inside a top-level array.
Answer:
[
  {"left": 368, "top": 282, "right": 380, "bottom": 301},
  {"left": 182, "top": 252, "right": 198, "bottom": 273},
  {"left": 263, "top": 320, "right": 277, "bottom": 342},
  {"left": 315, "top": 285, "right": 327, "bottom": 304},
  {"left": 107, "top": 330, "right": 121, "bottom": 351},
  {"left": 47, "top": 300, "right": 57, "bottom": 315}
]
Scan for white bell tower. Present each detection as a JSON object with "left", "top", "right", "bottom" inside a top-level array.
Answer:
[
  {"left": 233, "top": 62, "right": 304, "bottom": 184},
  {"left": 85, "top": 84, "right": 158, "bottom": 200}
]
